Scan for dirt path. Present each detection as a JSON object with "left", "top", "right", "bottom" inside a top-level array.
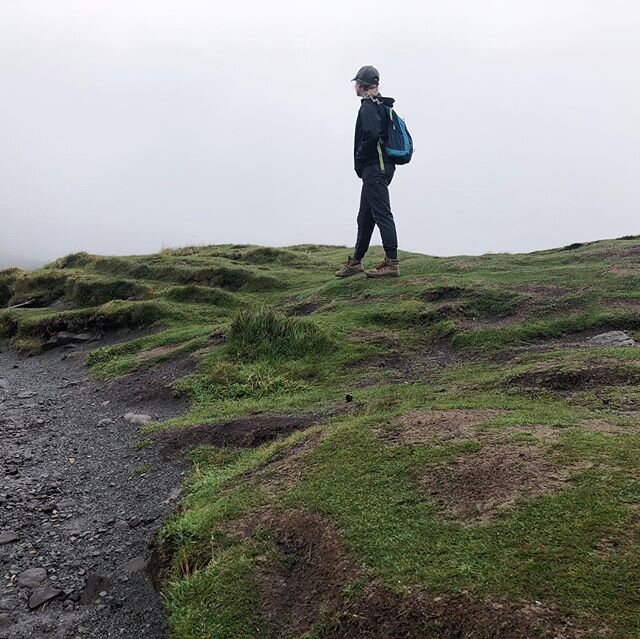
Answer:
[{"left": 0, "top": 339, "right": 189, "bottom": 639}]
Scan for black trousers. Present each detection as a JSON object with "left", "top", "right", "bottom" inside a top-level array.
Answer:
[{"left": 354, "top": 162, "right": 398, "bottom": 260}]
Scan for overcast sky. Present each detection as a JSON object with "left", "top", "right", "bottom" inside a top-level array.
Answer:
[{"left": 1, "top": 1, "right": 639, "bottom": 261}]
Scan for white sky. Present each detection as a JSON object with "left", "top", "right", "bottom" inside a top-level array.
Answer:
[{"left": 1, "top": 0, "right": 639, "bottom": 260}]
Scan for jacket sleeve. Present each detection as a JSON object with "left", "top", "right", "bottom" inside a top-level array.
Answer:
[{"left": 355, "top": 101, "right": 384, "bottom": 169}]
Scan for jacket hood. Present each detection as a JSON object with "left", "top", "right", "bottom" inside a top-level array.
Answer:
[{"left": 361, "top": 95, "right": 395, "bottom": 107}]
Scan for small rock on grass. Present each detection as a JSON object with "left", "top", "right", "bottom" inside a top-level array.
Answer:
[{"left": 587, "top": 331, "right": 637, "bottom": 347}]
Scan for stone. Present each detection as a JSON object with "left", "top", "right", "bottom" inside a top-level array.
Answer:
[
  {"left": 17, "top": 567, "right": 47, "bottom": 588},
  {"left": 16, "top": 391, "right": 37, "bottom": 399},
  {"left": 43, "top": 332, "right": 97, "bottom": 351},
  {"left": 28, "top": 588, "right": 62, "bottom": 610},
  {"left": 97, "top": 419, "right": 113, "bottom": 428},
  {"left": 123, "top": 413, "right": 152, "bottom": 426},
  {"left": 0, "top": 532, "right": 19, "bottom": 545},
  {"left": 587, "top": 331, "right": 637, "bottom": 347},
  {"left": 121, "top": 556, "right": 147, "bottom": 574},
  {"left": 0, "top": 613, "right": 10, "bottom": 627}
]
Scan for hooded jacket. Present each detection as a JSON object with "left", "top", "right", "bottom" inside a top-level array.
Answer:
[{"left": 354, "top": 95, "right": 395, "bottom": 177}]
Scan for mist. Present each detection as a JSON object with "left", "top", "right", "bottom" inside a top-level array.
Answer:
[{"left": 1, "top": 0, "right": 639, "bottom": 262}]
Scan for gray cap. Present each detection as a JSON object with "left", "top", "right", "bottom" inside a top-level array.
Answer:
[{"left": 352, "top": 65, "right": 380, "bottom": 85}]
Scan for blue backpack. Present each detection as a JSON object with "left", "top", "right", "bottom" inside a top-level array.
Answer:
[{"left": 383, "top": 106, "right": 413, "bottom": 165}]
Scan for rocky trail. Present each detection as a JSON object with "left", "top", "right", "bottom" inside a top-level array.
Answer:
[{"left": 0, "top": 336, "right": 189, "bottom": 639}]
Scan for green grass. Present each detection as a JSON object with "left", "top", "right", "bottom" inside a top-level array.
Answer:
[{"left": 3, "top": 238, "right": 640, "bottom": 637}]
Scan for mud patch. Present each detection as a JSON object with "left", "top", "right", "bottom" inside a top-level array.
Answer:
[
  {"left": 505, "top": 363, "right": 640, "bottom": 391},
  {"left": 288, "top": 301, "right": 323, "bottom": 316},
  {"left": 231, "top": 509, "right": 586, "bottom": 639},
  {"left": 101, "top": 355, "right": 196, "bottom": 409},
  {"left": 383, "top": 409, "right": 504, "bottom": 444},
  {"left": 422, "top": 285, "right": 467, "bottom": 302},
  {"left": 578, "top": 419, "right": 636, "bottom": 436},
  {"left": 321, "top": 583, "right": 586, "bottom": 639},
  {"left": 156, "top": 413, "right": 321, "bottom": 458},
  {"left": 421, "top": 443, "right": 577, "bottom": 523},
  {"left": 249, "top": 510, "right": 357, "bottom": 638}
]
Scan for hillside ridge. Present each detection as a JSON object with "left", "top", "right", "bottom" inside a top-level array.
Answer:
[{"left": 1, "top": 237, "right": 640, "bottom": 638}]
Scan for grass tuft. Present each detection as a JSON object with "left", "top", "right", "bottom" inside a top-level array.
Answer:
[{"left": 226, "top": 308, "right": 333, "bottom": 360}]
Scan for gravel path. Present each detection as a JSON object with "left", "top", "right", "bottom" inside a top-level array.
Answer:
[{"left": 0, "top": 338, "right": 190, "bottom": 639}]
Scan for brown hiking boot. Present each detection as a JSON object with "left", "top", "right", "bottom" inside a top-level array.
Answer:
[
  {"left": 334, "top": 256, "right": 364, "bottom": 278},
  {"left": 365, "top": 257, "right": 400, "bottom": 278}
]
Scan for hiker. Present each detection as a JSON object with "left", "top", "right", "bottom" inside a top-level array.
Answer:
[{"left": 335, "top": 65, "right": 408, "bottom": 279}]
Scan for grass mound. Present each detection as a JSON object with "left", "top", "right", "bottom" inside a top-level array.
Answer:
[
  {"left": 227, "top": 246, "right": 308, "bottom": 266},
  {"left": 0, "top": 268, "right": 24, "bottom": 307},
  {"left": 46, "top": 251, "right": 96, "bottom": 269},
  {"left": 163, "top": 285, "right": 236, "bottom": 306},
  {"left": 3, "top": 300, "right": 172, "bottom": 343},
  {"left": 65, "top": 277, "right": 151, "bottom": 306},
  {"left": 90, "top": 257, "right": 285, "bottom": 292},
  {"left": 505, "top": 360, "right": 640, "bottom": 391},
  {"left": 7, "top": 270, "right": 70, "bottom": 307},
  {"left": 226, "top": 308, "right": 332, "bottom": 360}
]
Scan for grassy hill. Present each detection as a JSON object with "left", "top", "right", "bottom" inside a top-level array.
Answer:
[{"left": 2, "top": 239, "right": 640, "bottom": 638}]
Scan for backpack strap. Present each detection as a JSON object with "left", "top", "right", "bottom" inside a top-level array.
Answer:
[{"left": 377, "top": 141, "right": 385, "bottom": 172}]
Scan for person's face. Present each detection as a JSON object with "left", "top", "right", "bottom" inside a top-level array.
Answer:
[{"left": 353, "top": 80, "right": 366, "bottom": 97}]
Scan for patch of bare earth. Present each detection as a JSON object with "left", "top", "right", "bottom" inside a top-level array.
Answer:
[
  {"left": 244, "top": 510, "right": 358, "bottom": 638},
  {"left": 322, "top": 584, "right": 588, "bottom": 639},
  {"left": 233, "top": 509, "right": 586, "bottom": 639},
  {"left": 422, "top": 443, "right": 581, "bottom": 524},
  {"left": 383, "top": 410, "right": 636, "bottom": 449},
  {"left": 578, "top": 419, "right": 636, "bottom": 435},
  {"left": 383, "top": 409, "right": 504, "bottom": 444},
  {"left": 136, "top": 344, "right": 184, "bottom": 363},
  {"left": 506, "top": 363, "right": 640, "bottom": 391},
  {"left": 99, "top": 354, "right": 196, "bottom": 410},
  {"left": 155, "top": 413, "right": 322, "bottom": 459}
]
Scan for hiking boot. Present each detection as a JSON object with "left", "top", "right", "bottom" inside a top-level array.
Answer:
[
  {"left": 365, "top": 258, "right": 400, "bottom": 278},
  {"left": 334, "top": 256, "right": 364, "bottom": 278}
]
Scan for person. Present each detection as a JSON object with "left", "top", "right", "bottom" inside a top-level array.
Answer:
[{"left": 335, "top": 65, "right": 400, "bottom": 279}]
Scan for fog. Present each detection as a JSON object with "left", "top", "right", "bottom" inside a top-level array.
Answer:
[{"left": 1, "top": 0, "right": 639, "bottom": 262}]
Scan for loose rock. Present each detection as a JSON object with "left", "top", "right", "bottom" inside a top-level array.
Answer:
[
  {"left": 17, "top": 568, "right": 47, "bottom": 589},
  {"left": 0, "top": 531, "right": 19, "bottom": 545},
  {"left": 123, "top": 413, "right": 152, "bottom": 426},
  {"left": 28, "top": 588, "right": 62, "bottom": 610},
  {"left": 587, "top": 331, "right": 637, "bottom": 347},
  {"left": 121, "top": 556, "right": 147, "bottom": 575}
]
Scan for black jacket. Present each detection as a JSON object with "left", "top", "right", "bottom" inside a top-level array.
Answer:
[{"left": 354, "top": 95, "right": 395, "bottom": 177}]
